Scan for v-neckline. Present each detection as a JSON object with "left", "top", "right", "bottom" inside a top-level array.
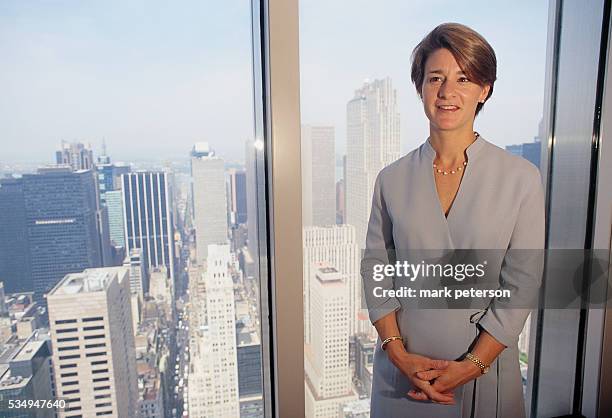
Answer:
[
  {"left": 430, "top": 160, "right": 469, "bottom": 222},
  {"left": 423, "top": 135, "right": 485, "bottom": 225}
]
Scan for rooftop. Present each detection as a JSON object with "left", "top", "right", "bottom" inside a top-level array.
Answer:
[
  {"left": 49, "top": 267, "right": 127, "bottom": 296},
  {"left": 314, "top": 264, "right": 342, "bottom": 283}
]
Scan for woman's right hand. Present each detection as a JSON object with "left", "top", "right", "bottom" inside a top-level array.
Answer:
[{"left": 385, "top": 341, "right": 456, "bottom": 405}]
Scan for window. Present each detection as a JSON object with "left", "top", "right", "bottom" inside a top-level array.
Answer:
[
  {"left": 4, "top": 1, "right": 609, "bottom": 417},
  {"left": 83, "top": 317, "right": 104, "bottom": 322},
  {"left": 55, "top": 319, "right": 77, "bottom": 324},
  {"left": 84, "top": 334, "right": 105, "bottom": 340},
  {"left": 83, "top": 325, "right": 105, "bottom": 332},
  {"left": 58, "top": 336, "right": 79, "bottom": 342},
  {"left": 85, "top": 343, "right": 106, "bottom": 349}
]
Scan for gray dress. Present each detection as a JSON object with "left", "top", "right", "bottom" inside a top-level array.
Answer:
[{"left": 361, "top": 135, "right": 545, "bottom": 418}]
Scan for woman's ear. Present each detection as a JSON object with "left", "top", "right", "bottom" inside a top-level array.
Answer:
[{"left": 480, "top": 84, "right": 491, "bottom": 102}]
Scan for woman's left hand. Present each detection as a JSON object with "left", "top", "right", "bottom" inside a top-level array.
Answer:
[{"left": 407, "top": 359, "right": 482, "bottom": 401}]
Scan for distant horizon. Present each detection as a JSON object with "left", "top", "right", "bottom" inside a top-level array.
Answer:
[{"left": 1, "top": 0, "right": 548, "bottom": 165}]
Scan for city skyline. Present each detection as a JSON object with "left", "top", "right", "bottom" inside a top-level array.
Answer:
[
  {"left": 0, "top": 2, "right": 553, "bottom": 417},
  {"left": 1, "top": 1, "right": 547, "bottom": 164}
]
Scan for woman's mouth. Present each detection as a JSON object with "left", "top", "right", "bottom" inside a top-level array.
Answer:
[{"left": 437, "top": 105, "right": 459, "bottom": 112}]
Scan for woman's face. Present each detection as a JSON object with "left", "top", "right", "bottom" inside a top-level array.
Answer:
[{"left": 421, "top": 48, "right": 490, "bottom": 133}]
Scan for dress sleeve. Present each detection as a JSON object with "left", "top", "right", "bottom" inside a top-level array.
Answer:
[
  {"left": 360, "top": 171, "right": 401, "bottom": 324},
  {"left": 476, "top": 166, "right": 546, "bottom": 347}
]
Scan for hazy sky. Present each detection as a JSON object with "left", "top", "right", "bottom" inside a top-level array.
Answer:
[{"left": 1, "top": 0, "right": 548, "bottom": 165}]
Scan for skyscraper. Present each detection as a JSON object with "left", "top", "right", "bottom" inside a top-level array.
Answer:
[
  {"left": 0, "top": 177, "right": 31, "bottom": 293},
  {"left": 190, "top": 143, "right": 229, "bottom": 263},
  {"left": 122, "top": 171, "right": 176, "bottom": 283},
  {"left": 56, "top": 141, "right": 94, "bottom": 171},
  {"left": 105, "top": 189, "right": 126, "bottom": 247},
  {"left": 345, "top": 78, "right": 400, "bottom": 247},
  {"left": 304, "top": 265, "right": 357, "bottom": 417},
  {"left": 236, "top": 326, "right": 263, "bottom": 417},
  {"left": 188, "top": 244, "right": 239, "bottom": 417},
  {"left": 123, "top": 248, "right": 147, "bottom": 301},
  {"left": 23, "top": 167, "right": 102, "bottom": 299},
  {"left": 48, "top": 267, "right": 138, "bottom": 418},
  {"left": 96, "top": 160, "right": 130, "bottom": 205},
  {"left": 0, "top": 336, "right": 54, "bottom": 418},
  {"left": 228, "top": 168, "right": 248, "bottom": 225},
  {"left": 301, "top": 125, "right": 336, "bottom": 227},
  {"left": 336, "top": 178, "right": 345, "bottom": 224},
  {"left": 303, "top": 225, "right": 364, "bottom": 344},
  {"left": 505, "top": 137, "right": 542, "bottom": 169}
]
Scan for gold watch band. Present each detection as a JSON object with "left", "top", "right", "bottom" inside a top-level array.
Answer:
[{"left": 465, "top": 352, "right": 489, "bottom": 374}]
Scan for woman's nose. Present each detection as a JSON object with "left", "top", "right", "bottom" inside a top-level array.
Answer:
[{"left": 438, "top": 80, "right": 457, "bottom": 99}]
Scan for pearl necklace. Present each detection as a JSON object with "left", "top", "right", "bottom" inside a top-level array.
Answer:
[{"left": 432, "top": 132, "right": 479, "bottom": 175}]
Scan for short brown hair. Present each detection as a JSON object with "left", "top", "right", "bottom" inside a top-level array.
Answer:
[{"left": 410, "top": 23, "right": 497, "bottom": 116}]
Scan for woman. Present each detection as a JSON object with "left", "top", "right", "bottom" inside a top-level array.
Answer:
[{"left": 361, "top": 23, "right": 545, "bottom": 417}]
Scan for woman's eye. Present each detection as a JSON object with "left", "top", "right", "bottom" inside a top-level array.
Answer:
[
  {"left": 429, "top": 76, "right": 442, "bottom": 82},
  {"left": 458, "top": 77, "right": 470, "bottom": 83}
]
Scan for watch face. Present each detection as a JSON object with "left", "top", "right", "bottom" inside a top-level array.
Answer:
[{"left": 483, "top": 366, "right": 490, "bottom": 374}]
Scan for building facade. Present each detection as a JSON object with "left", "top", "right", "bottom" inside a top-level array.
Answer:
[
  {"left": 301, "top": 125, "right": 336, "bottom": 227},
  {"left": 188, "top": 244, "right": 239, "bottom": 417},
  {"left": 122, "top": 172, "right": 175, "bottom": 282},
  {"left": 304, "top": 265, "right": 356, "bottom": 418},
  {"left": 345, "top": 78, "right": 400, "bottom": 247},
  {"left": 303, "top": 225, "right": 366, "bottom": 345},
  {"left": 23, "top": 167, "right": 102, "bottom": 299},
  {"left": 190, "top": 143, "right": 229, "bottom": 263},
  {"left": 228, "top": 169, "right": 248, "bottom": 225},
  {"left": 55, "top": 141, "right": 94, "bottom": 171},
  {"left": 48, "top": 267, "right": 138, "bottom": 418}
]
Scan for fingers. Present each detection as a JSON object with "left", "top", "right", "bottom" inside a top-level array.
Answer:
[
  {"left": 428, "top": 359, "right": 450, "bottom": 370},
  {"left": 416, "top": 369, "right": 445, "bottom": 381},
  {"left": 413, "top": 379, "right": 455, "bottom": 405},
  {"left": 407, "top": 389, "right": 428, "bottom": 401},
  {"left": 431, "top": 379, "right": 452, "bottom": 395}
]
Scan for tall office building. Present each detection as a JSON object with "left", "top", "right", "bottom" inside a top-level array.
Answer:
[
  {"left": 105, "top": 190, "right": 126, "bottom": 247},
  {"left": 188, "top": 244, "right": 240, "bottom": 417},
  {"left": 345, "top": 78, "right": 400, "bottom": 247},
  {"left": 96, "top": 160, "right": 130, "bottom": 205},
  {"left": 228, "top": 168, "right": 248, "bottom": 225},
  {"left": 95, "top": 138, "right": 129, "bottom": 196},
  {"left": 122, "top": 171, "right": 175, "bottom": 282},
  {"left": 24, "top": 167, "right": 102, "bottom": 299},
  {"left": 56, "top": 141, "right": 94, "bottom": 171},
  {"left": 48, "top": 267, "right": 138, "bottom": 418},
  {"left": 0, "top": 177, "right": 31, "bottom": 293},
  {"left": 301, "top": 125, "right": 336, "bottom": 227},
  {"left": 0, "top": 336, "right": 54, "bottom": 418},
  {"left": 336, "top": 178, "right": 345, "bottom": 224},
  {"left": 303, "top": 225, "right": 364, "bottom": 344},
  {"left": 0, "top": 282, "right": 6, "bottom": 316},
  {"left": 190, "top": 143, "right": 229, "bottom": 262},
  {"left": 505, "top": 137, "right": 542, "bottom": 169},
  {"left": 237, "top": 326, "right": 263, "bottom": 418},
  {"left": 304, "top": 265, "right": 357, "bottom": 417},
  {"left": 123, "top": 248, "right": 147, "bottom": 300}
]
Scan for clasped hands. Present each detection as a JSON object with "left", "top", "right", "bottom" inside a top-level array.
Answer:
[{"left": 386, "top": 341, "right": 482, "bottom": 405}]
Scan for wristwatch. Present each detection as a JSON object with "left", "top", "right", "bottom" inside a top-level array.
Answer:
[{"left": 465, "top": 352, "right": 490, "bottom": 374}]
